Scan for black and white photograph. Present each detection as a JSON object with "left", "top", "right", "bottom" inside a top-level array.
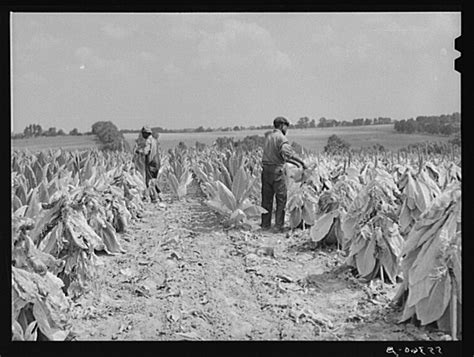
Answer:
[{"left": 9, "top": 10, "right": 462, "bottom": 347}]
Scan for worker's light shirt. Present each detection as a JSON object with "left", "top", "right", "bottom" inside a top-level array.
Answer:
[
  {"left": 262, "top": 129, "right": 294, "bottom": 166},
  {"left": 138, "top": 136, "right": 158, "bottom": 163}
]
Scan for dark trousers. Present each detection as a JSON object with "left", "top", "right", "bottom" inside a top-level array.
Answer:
[
  {"left": 145, "top": 160, "right": 160, "bottom": 200},
  {"left": 261, "top": 165, "right": 287, "bottom": 228}
]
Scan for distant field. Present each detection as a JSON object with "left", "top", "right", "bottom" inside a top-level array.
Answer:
[
  {"left": 12, "top": 125, "right": 454, "bottom": 153},
  {"left": 124, "top": 125, "right": 454, "bottom": 152},
  {"left": 11, "top": 135, "right": 100, "bottom": 151}
]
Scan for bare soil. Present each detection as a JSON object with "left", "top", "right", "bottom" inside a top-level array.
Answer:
[{"left": 69, "top": 186, "right": 451, "bottom": 341}]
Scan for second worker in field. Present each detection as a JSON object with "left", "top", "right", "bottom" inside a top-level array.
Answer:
[
  {"left": 135, "top": 126, "right": 161, "bottom": 203},
  {"left": 261, "top": 116, "right": 307, "bottom": 233}
]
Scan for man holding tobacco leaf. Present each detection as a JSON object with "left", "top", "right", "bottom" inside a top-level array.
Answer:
[{"left": 261, "top": 116, "right": 308, "bottom": 233}]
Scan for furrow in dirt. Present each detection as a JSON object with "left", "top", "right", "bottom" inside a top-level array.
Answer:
[{"left": 69, "top": 189, "right": 449, "bottom": 341}]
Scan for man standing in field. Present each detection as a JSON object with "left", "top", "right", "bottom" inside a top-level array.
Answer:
[
  {"left": 135, "top": 126, "right": 161, "bottom": 203},
  {"left": 261, "top": 116, "right": 307, "bottom": 233}
]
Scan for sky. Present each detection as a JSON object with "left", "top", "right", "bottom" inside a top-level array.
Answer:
[{"left": 10, "top": 12, "right": 460, "bottom": 133}]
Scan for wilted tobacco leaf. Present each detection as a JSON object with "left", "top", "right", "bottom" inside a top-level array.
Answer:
[
  {"left": 65, "top": 209, "right": 107, "bottom": 252},
  {"left": 408, "top": 232, "right": 443, "bottom": 286},
  {"left": 24, "top": 164, "right": 37, "bottom": 189},
  {"left": 400, "top": 300, "right": 417, "bottom": 322},
  {"left": 405, "top": 276, "right": 434, "bottom": 308},
  {"left": 415, "top": 273, "right": 452, "bottom": 325},
  {"left": 348, "top": 231, "right": 367, "bottom": 258},
  {"left": 177, "top": 171, "right": 193, "bottom": 199},
  {"left": 310, "top": 210, "right": 338, "bottom": 242},
  {"left": 12, "top": 192, "right": 24, "bottom": 212},
  {"left": 290, "top": 207, "right": 302, "bottom": 229},
  {"left": 242, "top": 203, "right": 267, "bottom": 218},
  {"left": 341, "top": 214, "right": 358, "bottom": 243},
  {"left": 23, "top": 320, "right": 38, "bottom": 341},
  {"left": 12, "top": 267, "right": 70, "bottom": 338},
  {"left": 357, "top": 238, "right": 376, "bottom": 277},
  {"left": 231, "top": 167, "right": 248, "bottom": 204},
  {"left": 301, "top": 203, "right": 316, "bottom": 225},
  {"left": 216, "top": 181, "right": 237, "bottom": 212},
  {"left": 287, "top": 191, "right": 303, "bottom": 212},
  {"left": 206, "top": 199, "right": 232, "bottom": 216},
  {"left": 12, "top": 320, "right": 24, "bottom": 341},
  {"left": 99, "top": 221, "right": 125, "bottom": 254}
]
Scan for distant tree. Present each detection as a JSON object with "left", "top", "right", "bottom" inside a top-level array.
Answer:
[
  {"left": 195, "top": 126, "right": 205, "bottom": 133},
  {"left": 440, "top": 124, "right": 454, "bottom": 136},
  {"left": 328, "top": 119, "right": 338, "bottom": 127},
  {"left": 91, "top": 121, "right": 129, "bottom": 151},
  {"left": 296, "top": 117, "right": 310, "bottom": 129},
  {"left": 23, "top": 124, "right": 43, "bottom": 137},
  {"left": 11, "top": 132, "right": 25, "bottom": 139},
  {"left": 324, "top": 134, "right": 351, "bottom": 154},
  {"left": 309, "top": 119, "right": 316, "bottom": 128},
  {"left": 449, "top": 133, "right": 461, "bottom": 146},
  {"left": 23, "top": 125, "right": 32, "bottom": 137},
  {"left": 69, "top": 128, "right": 80, "bottom": 136},
  {"left": 43, "top": 127, "right": 57, "bottom": 137},
  {"left": 405, "top": 119, "right": 417, "bottom": 134},
  {"left": 364, "top": 118, "right": 372, "bottom": 126},
  {"left": 378, "top": 117, "right": 392, "bottom": 125},
  {"left": 317, "top": 117, "right": 327, "bottom": 128},
  {"left": 57, "top": 129, "right": 66, "bottom": 136},
  {"left": 233, "top": 126, "right": 241, "bottom": 131}
]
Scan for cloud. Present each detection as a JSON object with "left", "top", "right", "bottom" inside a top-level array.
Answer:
[
  {"left": 23, "top": 32, "right": 62, "bottom": 51},
  {"left": 137, "top": 51, "right": 157, "bottom": 62},
  {"left": 101, "top": 23, "right": 134, "bottom": 39},
  {"left": 74, "top": 46, "right": 129, "bottom": 74},
  {"left": 163, "top": 62, "right": 184, "bottom": 80},
  {"left": 196, "top": 19, "right": 292, "bottom": 72},
  {"left": 16, "top": 71, "right": 48, "bottom": 87},
  {"left": 170, "top": 14, "right": 227, "bottom": 41},
  {"left": 311, "top": 24, "right": 336, "bottom": 45},
  {"left": 363, "top": 13, "right": 460, "bottom": 52},
  {"left": 170, "top": 21, "right": 202, "bottom": 41}
]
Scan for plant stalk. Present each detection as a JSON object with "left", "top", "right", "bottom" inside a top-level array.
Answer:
[{"left": 451, "top": 274, "right": 457, "bottom": 341}]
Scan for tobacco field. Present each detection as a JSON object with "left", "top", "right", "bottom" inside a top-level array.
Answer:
[{"left": 11, "top": 144, "right": 461, "bottom": 341}]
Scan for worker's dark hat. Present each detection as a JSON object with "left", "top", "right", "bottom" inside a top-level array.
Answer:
[
  {"left": 273, "top": 116, "right": 290, "bottom": 127},
  {"left": 141, "top": 126, "right": 152, "bottom": 133}
]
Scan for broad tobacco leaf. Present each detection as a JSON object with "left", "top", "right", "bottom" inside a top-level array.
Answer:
[
  {"left": 216, "top": 181, "right": 237, "bottom": 212},
  {"left": 301, "top": 203, "right": 316, "bottom": 225},
  {"left": 12, "top": 267, "right": 71, "bottom": 340},
  {"left": 310, "top": 210, "right": 338, "bottom": 242},
  {"left": 415, "top": 273, "right": 452, "bottom": 325},
  {"left": 356, "top": 236, "right": 376, "bottom": 278},
  {"left": 289, "top": 207, "right": 302, "bottom": 229}
]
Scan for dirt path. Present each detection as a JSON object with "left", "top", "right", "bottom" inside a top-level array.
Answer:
[{"left": 69, "top": 185, "right": 450, "bottom": 341}]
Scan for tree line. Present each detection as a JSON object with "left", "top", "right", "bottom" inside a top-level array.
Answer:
[
  {"left": 121, "top": 116, "right": 393, "bottom": 134},
  {"left": 393, "top": 112, "right": 460, "bottom": 135},
  {"left": 11, "top": 124, "right": 85, "bottom": 139},
  {"left": 12, "top": 112, "right": 460, "bottom": 143}
]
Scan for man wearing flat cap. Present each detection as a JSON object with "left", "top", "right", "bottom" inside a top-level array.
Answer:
[
  {"left": 135, "top": 126, "right": 161, "bottom": 203},
  {"left": 261, "top": 116, "right": 307, "bottom": 233}
]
